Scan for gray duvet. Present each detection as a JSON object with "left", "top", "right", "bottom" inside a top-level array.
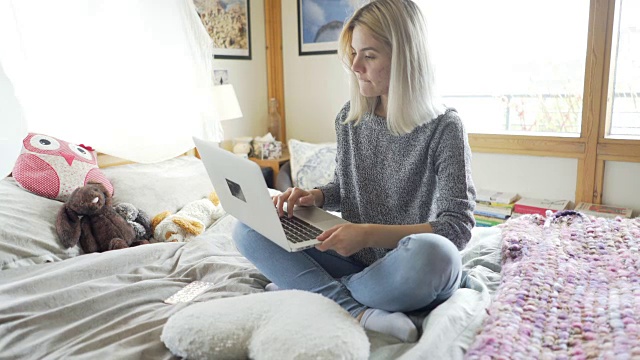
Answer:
[{"left": 0, "top": 215, "right": 502, "bottom": 360}]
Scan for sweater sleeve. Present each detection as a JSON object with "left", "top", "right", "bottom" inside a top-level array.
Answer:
[
  {"left": 316, "top": 166, "right": 340, "bottom": 211},
  {"left": 428, "top": 115, "right": 476, "bottom": 250},
  {"left": 315, "top": 102, "right": 349, "bottom": 212}
]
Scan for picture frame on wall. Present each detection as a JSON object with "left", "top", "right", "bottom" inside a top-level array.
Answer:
[
  {"left": 297, "top": 0, "right": 358, "bottom": 56},
  {"left": 213, "top": 69, "right": 229, "bottom": 85},
  {"left": 194, "top": 0, "right": 251, "bottom": 60}
]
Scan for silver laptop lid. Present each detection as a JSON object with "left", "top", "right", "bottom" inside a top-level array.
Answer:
[{"left": 193, "top": 137, "right": 296, "bottom": 251}]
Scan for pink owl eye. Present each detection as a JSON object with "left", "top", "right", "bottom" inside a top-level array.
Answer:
[
  {"left": 68, "top": 143, "right": 94, "bottom": 161},
  {"left": 30, "top": 135, "right": 60, "bottom": 151}
]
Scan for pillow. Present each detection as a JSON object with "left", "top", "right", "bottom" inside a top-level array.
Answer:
[
  {"left": 100, "top": 156, "right": 214, "bottom": 218},
  {"left": 0, "top": 156, "right": 212, "bottom": 270},
  {"left": 0, "top": 177, "right": 81, "bottom": 270},
  {"left": 288, "top": 139, "right": 337, "bottom": 190},
  {"left": 161, "top": 290, "right": 370, "bottom": 360},
  {"left": 11, "top": 133, "right": 113, "bottom": 202}
]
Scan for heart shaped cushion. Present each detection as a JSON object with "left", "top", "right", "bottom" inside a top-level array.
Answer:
[{"left": 161, "top": 290, "right": 370, "bottom": 360}]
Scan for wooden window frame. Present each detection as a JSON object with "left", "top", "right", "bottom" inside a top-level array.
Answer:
[
  {"left": 264, "top": 0, "right": 639, "bottom": 204},
  {"left": 264, "top": 0, "right": 286, "bottom": 143}
]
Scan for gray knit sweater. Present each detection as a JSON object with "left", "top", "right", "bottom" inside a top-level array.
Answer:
[{"left": 317, "top": 102, "right": 476, "bottom": 266}]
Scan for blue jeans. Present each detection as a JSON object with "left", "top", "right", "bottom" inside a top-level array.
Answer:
[{"left": 232, "top": 222, "right": 462, "bottom": 318}]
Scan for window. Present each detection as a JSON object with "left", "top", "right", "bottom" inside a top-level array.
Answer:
[
  {"left": 607, "top": 0, "right": 640, "bottom": 138},
  {"left": 418, "top": 0, "right": 590, "bottom": 136}
]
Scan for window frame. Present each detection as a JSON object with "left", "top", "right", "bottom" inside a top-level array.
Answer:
[
  {"left": 470, "top": 0, "right": 640, "bottom": 204},
  {"left": 264, "top": 0, "right": 639, "bottom": 205}
]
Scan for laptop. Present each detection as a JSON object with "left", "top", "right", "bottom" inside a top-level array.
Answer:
[{"left": 193, "top": 137, "right": 349, "bottom": 252}]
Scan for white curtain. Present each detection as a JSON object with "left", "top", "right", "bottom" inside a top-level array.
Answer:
[{"left": 0, "top": 0, "right": 223, "bottom": 163}]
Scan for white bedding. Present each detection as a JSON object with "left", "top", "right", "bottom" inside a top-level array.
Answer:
[
  {"left": 368, "top": 226, "right": 502, "bottom": 359},
  {"left": 0, "top": 177, "right": 81, "bottom": 269},
  {"left": 0, "top": 216, "right": 267, "bottom": 359},
  {"left": 0, "top": 156, "right": 503, "bottom": 359},
  {"left": 0, "top": 216, "right": 501, "bottom": 359}
]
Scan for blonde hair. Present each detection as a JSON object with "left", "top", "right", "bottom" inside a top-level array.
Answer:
[{"left": 338, "top": 0, "right": 444, "bottom": 135}]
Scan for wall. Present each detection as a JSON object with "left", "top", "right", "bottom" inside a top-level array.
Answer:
[
  {"left": 215, "top": 0, "right": 269, "bottom": 150},
  {"left": 471, "top": 154, "right": 578, "bottom": 202},
  {"left": 279, "top": 1, "right": 640, "bottom": 214},
  {"left": 603, "top": 162, "right": 640, "bottom": 215},
  {"left": 281, "top": 3, "right": 349, "bottom": 143}
]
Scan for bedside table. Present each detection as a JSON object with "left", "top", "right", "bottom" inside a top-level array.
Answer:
[{"left": 249, "top": 148, "right": 290, "bottom": 187}]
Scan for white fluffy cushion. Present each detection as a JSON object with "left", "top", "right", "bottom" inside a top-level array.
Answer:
[
  {"left": 161, "top": 290, "right": 370, "bottom": 360},
  {"left": 288, "top": 139, "right": 337, "bottom": 190}
]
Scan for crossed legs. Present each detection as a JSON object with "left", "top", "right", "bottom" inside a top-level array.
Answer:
[{"left": 232, "top": 222, "right": 462, "bottom": 342}]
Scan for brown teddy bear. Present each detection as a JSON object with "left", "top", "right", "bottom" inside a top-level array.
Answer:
[{"left": 56, "top": 182, "right": 150, "bottom": 253}]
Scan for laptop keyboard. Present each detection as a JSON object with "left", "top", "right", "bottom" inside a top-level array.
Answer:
[{"left": 280, "top": 213, "right": 323, "bottom": 243}]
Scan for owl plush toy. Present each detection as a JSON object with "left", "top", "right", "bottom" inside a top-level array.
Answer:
[{"left": 11, "top": 133, "right": 113, "bottom": 202}]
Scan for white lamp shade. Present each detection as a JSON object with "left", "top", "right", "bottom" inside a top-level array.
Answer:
[
  {"left": 212, "top": 84, "right": 243, "bottom": 121},
  {"left": 0, "top": 62, "right": 27, "bottom": 177}
]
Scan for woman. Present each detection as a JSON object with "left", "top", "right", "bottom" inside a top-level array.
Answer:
[{"left": 233, "top": 0, "right": 475, "bottom": 342}]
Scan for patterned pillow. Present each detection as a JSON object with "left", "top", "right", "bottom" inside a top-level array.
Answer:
[
  {"left": 288, "top": 139, "right": 336, "bottom": 190},
  {"left": 11, "top": 133, "right": 113, "bottom": 202}
]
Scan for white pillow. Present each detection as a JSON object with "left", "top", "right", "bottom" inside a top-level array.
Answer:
[
  {"left": 0, "top": 177, "right": 81, "bottom": 270},
  {"left": 0, "top": 156, "right": 214, "bottom": 270},
  {"left": 288, "top": 139, "right": 337, "bottom": 190},
  {"left": 101, "top": 156, "right": 214, "bottom": 218},
  {"left": 161, "top": 290, "right": 370, "bottom": 360}
]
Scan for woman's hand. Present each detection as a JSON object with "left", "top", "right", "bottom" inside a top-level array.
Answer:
[
  {"left": 273, "top": 187, "right": 323, "bottom": 217},
  {"left": 315, "top": 223, "right": 371, "bottom": 256}
]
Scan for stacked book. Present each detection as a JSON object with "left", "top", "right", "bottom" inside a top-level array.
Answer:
[
  {"left": 512, "top": 197, "right": 572, "bottom": 217},
  {"left": 474, "top": 189, "right": 521, "bottom": 227},
  {"left": 574, "top": 202, "right": 633, "bottom": 219}
]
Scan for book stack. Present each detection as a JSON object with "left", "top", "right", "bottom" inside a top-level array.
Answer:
[
  {"left": 473, "top": 189, "right": 521, "bottom": 227},
  {"left": 512, "top": 197, "right": 571, "bottom": 217},
  {"left": 574, "top": 202, "right": 633, "bottom": 219}
]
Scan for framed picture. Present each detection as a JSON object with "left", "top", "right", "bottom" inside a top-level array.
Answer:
[
  {"left": 213, "top": 69, "right": 229, "bottom": 85},
  {"left": 194, "top": 0, "right": 251, "bottom": 60},
  {"left": 297, "top": 0, "right": 358, "bottom": 56}
]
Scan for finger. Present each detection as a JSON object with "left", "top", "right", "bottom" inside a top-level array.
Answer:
[
  {"left": 274, "top": 195, "right": 282, "bottom": 217},
  {"left": 272, "top": 195, "right": 284, "bottom": 217},
  {"left": 316, "top": 230, "right": 340, "bottom": 252},
  {"left": 276, "top": 189, "right": 292, "bottom": 217},
  {"left": 287, "top": 188, "right": 306, "bottom": 217},
  {"left": 316, "top": 236, "right": 339, "bottom": 253},
  {"left": 271, "top": 195, "right": 279, "bottom": 215},
  {"left": 316, "top": 227, "right": 338, "bottom": 241},
  {"left": 315, "top": 241, "right": 330, "bottom": 252}
]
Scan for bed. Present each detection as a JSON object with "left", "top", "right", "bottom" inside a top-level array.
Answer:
[{"left": 1, "top": 153, "right": 636, "bottom": 359}]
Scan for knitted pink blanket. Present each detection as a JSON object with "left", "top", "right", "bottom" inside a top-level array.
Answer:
[{"left": 465, "top": 212, "right": 640, "bottom": 359}]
